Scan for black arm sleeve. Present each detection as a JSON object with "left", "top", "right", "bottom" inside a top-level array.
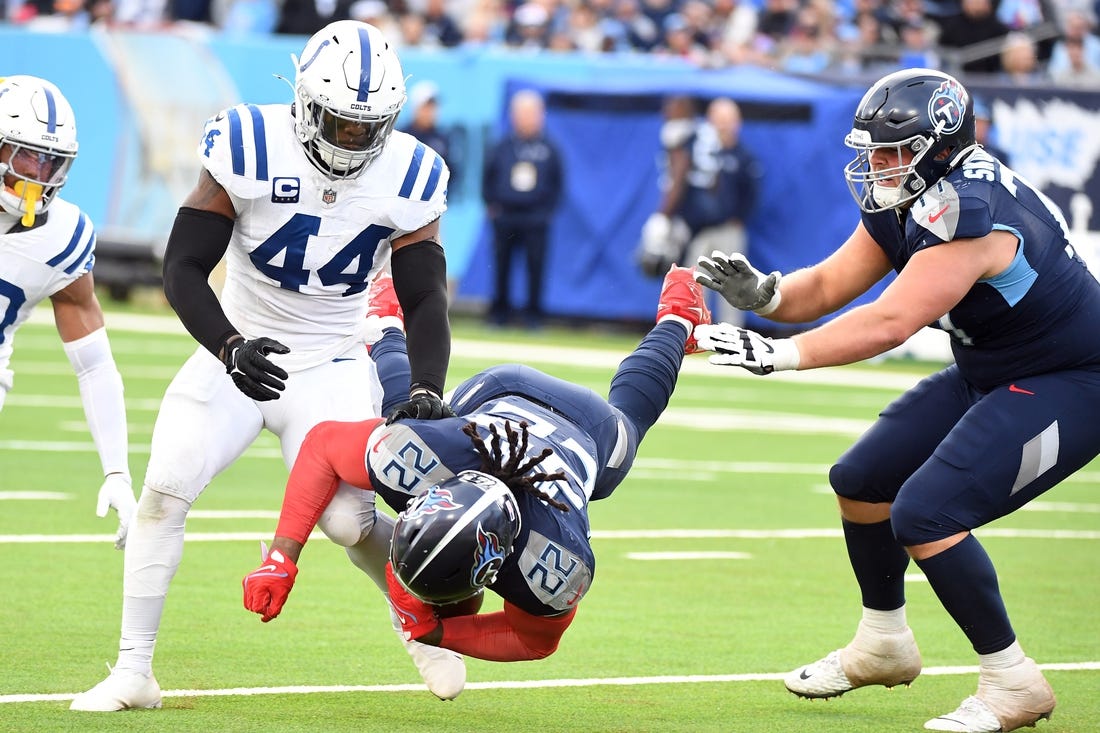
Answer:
[
  {"left": 390, "top": 240, "right": 451, "bottom": 396},
  {"left": 162, "top": 207, "right": 238, "bottom": 359}
]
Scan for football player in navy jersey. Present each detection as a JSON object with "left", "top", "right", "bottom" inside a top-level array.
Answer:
[
  {"left": 240, "top": 265, "right": 710, "bottom": 667},
  {"left": 692, "top": 68, "right": 1100, "bottom": 732},
  {"left": 72, "top": 21, "right": 460, "bottom": 711}
]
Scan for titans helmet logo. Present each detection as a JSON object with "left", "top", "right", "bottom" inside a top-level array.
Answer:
[
  {"left": 928, "top": 80, "right": 968, "bottom": 135},
  {"left": 471, "top": 522, "right": 506, "bottom": 588},
  {"left": 402, "top": 486, "right": 462, "bottom": 519}
]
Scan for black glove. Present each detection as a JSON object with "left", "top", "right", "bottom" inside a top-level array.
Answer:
[
  {"left": 222, "top": 337, "right": 290, "bottom": 401},
  {"left": 386, "top": 388, "right": 455, "bottom": 424}
]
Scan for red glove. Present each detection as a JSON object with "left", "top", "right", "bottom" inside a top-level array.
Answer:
[
  {"left": 386, "top": 561, "right": 440, "bottom": 641},
  {"left": 243, "top": 547, "right": 298, "bottom": 622}
]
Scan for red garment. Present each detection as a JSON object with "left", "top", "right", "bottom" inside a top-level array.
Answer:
[
  {"left": 439, "top": 602, "right": 577, "bottom": 661},
  {"left": 274, "top": 418, "right": 385, "bottom": 544}
]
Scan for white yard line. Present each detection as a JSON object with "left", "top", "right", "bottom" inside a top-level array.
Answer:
[{"left": 4, "top": 662, "right": 1100, "bottom": 704}]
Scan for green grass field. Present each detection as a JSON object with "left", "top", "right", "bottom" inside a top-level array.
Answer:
[{"left": 1, "top": 305, "right": 1098, "bottom": 732}]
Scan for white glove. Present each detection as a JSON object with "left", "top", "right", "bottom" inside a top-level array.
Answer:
[
  {"left": 693, "top": 324, "right": 800, "bottom": 375},
  {"left": 96, "top": 473, "right": 137, "bottom": 550},
  {"left": 695, "top": 251, "right": 782, "bottom": 315}
]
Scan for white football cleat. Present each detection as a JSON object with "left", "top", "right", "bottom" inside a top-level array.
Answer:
[
  {"left": 70, "top": 669, "right": 162, "bottom": 711},
  {"left": 785, "top": 623, "right": 921, "bottom": 699},
  {"left": 390, "top": 610, "right": 465, "bottom": 700},
  {"left": 926, "top": 658, "right": 1055, "bottom": 732}
]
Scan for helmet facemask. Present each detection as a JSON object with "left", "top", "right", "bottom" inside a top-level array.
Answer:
[
  {"left": 0, "top": 76, "right": 78, "bottom": 225},
  {"left": 844, "top": 132, "right": 934, "bottom": 214}
]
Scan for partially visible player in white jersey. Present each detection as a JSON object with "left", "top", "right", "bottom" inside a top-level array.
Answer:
[
  {"left": 0, "top": 75, "right": 135, "bottom": 549},
  {"left": 71, "top": 21, "right": 462, "bottom": 711}
]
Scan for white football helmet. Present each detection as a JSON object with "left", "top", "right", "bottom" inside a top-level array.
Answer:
[
  {"left": 292, "top": 21, "right": 406, "bottom": 179},
  {"left": 0, "top": 75, "right": 78, "bottom": 223}
]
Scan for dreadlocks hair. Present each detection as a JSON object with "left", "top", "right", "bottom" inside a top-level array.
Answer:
[{"left": 462, "top": 420, "right": 570, "bottom": 512}]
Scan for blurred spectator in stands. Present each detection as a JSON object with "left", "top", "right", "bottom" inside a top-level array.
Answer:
[
  {"left": 713, "top": 0, "right": 759, "bottom": 64},
  {"left": 973, "top": 97, "right": 1012, "bottom": 165},
  {"left": 568, "top": 2, "right": 606, "bottom": 51},
  {"left": 897, "top": 17, "right": 941, "bottom": 67},
  {"left": 1049, "top": 8, "right": 1100, "bottom": 76},
  {"left": 276, "top": 0, "right": 353, "bottom": 35},
  {"left": 938, "top": 0, "right": 1010, "bottom": 73},
  {"left": 348, "top": 0, "right": 402, "bottom": 42},
  {"left": 401, "top": 81, "right": 461, "bottom": 191},
  {"left": 999, "top": 30, "right": 1048, "bottom": 82},
  {"left": 419, "top": 0, "right": 464, "bottom": 46},
  {"left": 641, "top": 0, "right": 677, "bottom": 35},
  {"left": 482, "top": 89, "right": 564, "bottom": 329},
  {"left": 659, "top": 12, "right": 713, "bottom": 63},
  {"left": 778, "top": 3, "right": 835, "bottom": 73},
  {"left": 1050, "top": 35, "right": 1100, "bottom": 83},
  {"left": 997, "top": 0, "right": 1058, "bottom": 60},
  {"left": 607, "top": 0, "right": 662, "bottom": 51},
  {"left": 754, "top": 0, "right": 799, "bottom": 57},
  {"left": 505, "top": 2, "right": 552, "bottom": 47}
]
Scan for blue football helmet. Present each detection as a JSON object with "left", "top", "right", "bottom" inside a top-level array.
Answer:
[
  {"left": 844, "top": 68, "right": 977, "bottom": 213},
  {"left": 390, "top": 470, "right": 522, "bottom": 604}
]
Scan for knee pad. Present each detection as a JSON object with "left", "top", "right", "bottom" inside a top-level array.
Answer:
[
  {"left": 829, "top": 461, "right": 901, "bottom": 504},
  {"left": 317, "top": 483, "right": 377, "bottom": 547}
]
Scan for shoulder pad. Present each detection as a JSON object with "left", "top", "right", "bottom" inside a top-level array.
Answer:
[
  {"left": 197, "top": 104, "right": 281, "bottom": 200},
  {"left": 381, "top": 132, "right": 450, "bottom": 233}
]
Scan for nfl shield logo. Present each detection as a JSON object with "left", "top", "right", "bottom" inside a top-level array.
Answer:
[{"left": 322, "top": 188, "right": 337, "bottom": 204}]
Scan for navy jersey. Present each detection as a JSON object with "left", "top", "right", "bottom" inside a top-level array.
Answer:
[
  {"left": 366, "top": 365, "right": 638, "bottom": 616},
  {"left": 862, "top": 150, "right": 1100, "bottom": 391},
  {"left": 678, "top": 125, "right": 761, "bottom": 233}
]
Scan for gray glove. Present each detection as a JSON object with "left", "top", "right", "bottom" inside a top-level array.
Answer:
[{"left": 695, "top": 251, "right": 782, "bottom": 314}]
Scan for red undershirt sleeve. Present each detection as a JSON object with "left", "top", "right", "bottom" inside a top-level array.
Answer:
[
  {"left": 274, "top": 419, "right": 385, "bottom": 544},
  {"left": 438, "top": 601, "right": 577, "bottom": 661}
]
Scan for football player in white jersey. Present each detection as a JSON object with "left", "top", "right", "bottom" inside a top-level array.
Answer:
[
  {"left": 0, "top": 75, "right": 136, "bottom": 550},
  {"left": 71, "top": 21, "right": 461, "bottom": 711}
]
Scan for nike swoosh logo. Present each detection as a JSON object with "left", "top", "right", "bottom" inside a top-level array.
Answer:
[
  {"left": 1008, "top": 384, "right": 1035, "bottom": 395},
  {"left": 332, "top": 357, "right": 356, "bottom": 363},
  {"left": 257, "top": 564, "right": 277, "bottom": 573},
  {"left": 928, "top": 205, "right": 949, "bottom": 223},
  {"left": 799, "top": 670, "right": 813, "bottom": 680}
]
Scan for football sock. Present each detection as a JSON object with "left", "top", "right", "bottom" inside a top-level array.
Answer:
[
  {"left": 842, "top": 518, "right": 909, "bottom": 611},
  {"left": 368, "top": 328, "right": 412, "bottom": 417},
  {"left": 979, "top": 639, "right": 1026, "bottom": 670},
  {"left": 860, "top": 605, "right": 909, "bottom": 635},
  {"left": 914, "top": 533, "right": 1016, "bottom": 655},
  {"left": 608, "top": 322, "right": 684, "bottom": 440},
  {"left": 115, "top": 490, "right": 189, "bottom": 675}
]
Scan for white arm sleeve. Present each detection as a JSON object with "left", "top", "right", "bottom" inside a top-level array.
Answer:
[{"left": 63, "top": 328, "right": 129, "bottom": 477}]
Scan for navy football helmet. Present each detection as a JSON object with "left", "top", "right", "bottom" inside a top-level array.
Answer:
[
  {"left": 844, "top": 68, "right": 977, "bottom": 213},
  {"left": 390, "top": 470, "right": 522, "bottom": 605}
]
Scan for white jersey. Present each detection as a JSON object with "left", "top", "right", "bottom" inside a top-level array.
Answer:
[
  {"left": 0, "top": 199, "right": 95, "bottom": 386},
  {"left": 198, "top": 103, "right": 449, "bottom": 371}
]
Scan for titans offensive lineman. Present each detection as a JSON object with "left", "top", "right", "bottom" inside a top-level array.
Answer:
[
  {"left": 0, "top": 76, "right": 135, "bottom": 548},
  {"left": 72, "top": 21, "right": 459, "bottom": 710},
  {"left": 693, "top": 68, "right": 1100, "bottom": 732},
  {"left": 239, "top": 266, "right": 710, "bottom": 667}
]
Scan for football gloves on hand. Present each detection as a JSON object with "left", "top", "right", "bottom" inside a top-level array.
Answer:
[
  {"left": 242, "top": 545, "right": 299, "bottom": 623},
  {"left": 96, "top": 473, "right": 136, "bottom": 551},
  {"left": 222, "top": 337, "right": 290, "bottom": 402},
  {"left": 693, "top": 324, "right": 801, "bottom": 375},
  {"left": 386, "top": 561, "right": 441, "bottom": 641},
  {"left": 695, "top": 251, "right": 782, "bottom": 315},
  {"left": 386, "top": 387, "right": 455, "bottom": 425}
]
